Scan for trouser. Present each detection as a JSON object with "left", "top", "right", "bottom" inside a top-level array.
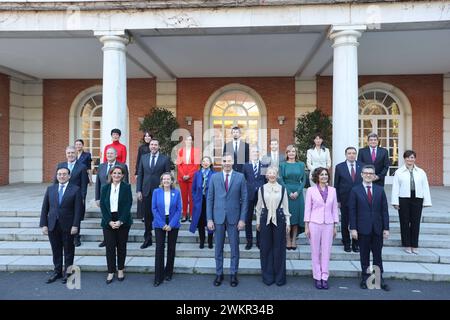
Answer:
[
  {"left": 154, "top": 227, "right": 179, "bottom": 283},
  {"left": 103, "top": 226, "right": 130, "bottom": 273},
  {"left": 142, "top": 193, "right": 154, "bottom": 242},
  {"left": 179, "top": 180, "right": 193, "bottom": 218},
  {"left": 359, "top": 232, "right": 384, "bottom": 281},
  {"left": 398, "top": 192, "right": 423, "bottom": 248},
  {"left": 198, "top": 197, "right": 213, "bottom": 246},
  {"left": 245, "top": 198, "right": 260, "bottom": 245},
  {"left": 309, "top": 222, "right": 334, "bottom": 281},
  {"left": 340, "top": 205, "right": 358, "bottom": 248},
  {"left": 215, "top": 222, "right": 239, "bottom": 275},
  {"left": 259, "top": 219, "right": 286, "bottom": 285},
  {"left": 48, "top": 220, "right": 75, "bottom": 275}
]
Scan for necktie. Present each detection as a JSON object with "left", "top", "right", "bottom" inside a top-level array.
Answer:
[
  {"left": 235, "top": 141, "right": 238, "bottom": 154},
  {"left": 410, "top": 169, "right": 415, "bottom": 192},
  {"left": 58, "top": 184, "right": 64, "bottom": 205},
  {"left": 371, "top": 148, "right": 376, "bottom": 162},
  {"left": 351, "top": 163, "right": 356, "bottom": 182},
  {"left": 150, "top": 155, "right": 156, "bottom": 169},
  {"left": 367, "top": 186, "right": 372, "bottom": 204},
  {"left": 225, "top": 173, "right": 229, "bottom": 192},
  {"left": 253, "top": 162, "right": 258, "bottom": 178},
  {"left": 107, "top": 163, "right": 112, "bottom": 176},
  {"left": 202, "top": 170, "right": 208, "bottom": 195},
  {"left": 68, "top": 162, "right": 74, "bottom": 172}
]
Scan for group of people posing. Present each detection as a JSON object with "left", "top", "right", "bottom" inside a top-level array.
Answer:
[{"left": 40, "top": 127, "right": 432, "bottom": 292}]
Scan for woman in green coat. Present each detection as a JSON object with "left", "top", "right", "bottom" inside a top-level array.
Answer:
[{"left": 279, "top": 145, "right": 306, "bottom": 250}]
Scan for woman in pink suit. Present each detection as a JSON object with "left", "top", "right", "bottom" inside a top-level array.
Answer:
[
  {"left": 177, "top": 135, "right": 200, "bottom": 222},
  {"left": 304, "top": 167, "right": 339, "bottom": 290}
]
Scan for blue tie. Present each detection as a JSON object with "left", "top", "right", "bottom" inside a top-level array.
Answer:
[
  {"left": 68, "top": 162, "right": 74, "bottom": 173},
  {"left": 253, "top": 162, "right": 258, "bottom": 178},
  {"left": 58, "top": 184, "right": 64, "bottom": 205}
]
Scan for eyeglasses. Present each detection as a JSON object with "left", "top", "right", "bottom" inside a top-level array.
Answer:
[{"left": 362, "top": 172, "right": 375, "bottom": 175}]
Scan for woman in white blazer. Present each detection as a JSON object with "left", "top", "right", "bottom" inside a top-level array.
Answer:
[
  {"left": 391, "top": 150, "right": 432, "bottom": 255},
  {"left": 306, "top": 134, "right": 331, "bottom": 186}
]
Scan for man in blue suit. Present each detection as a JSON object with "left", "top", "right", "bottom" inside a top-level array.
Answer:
[
  {"left": 207, "top": 153, "right": 248, "bottom": 287},
  {"left": 349, "top": 165, "right": 390, "bottom": 291},
  {"left": 242, "top": 146, "right": 267, "bottom": 250},
  {"left": 41, "top": 167, "right": 82, "bottom": 284},
  {"left": 357, "top": 133, "right": 390, "bottom": 187},
  {"left": 334, "top": 146, "right": 363, "bottom": 253}
]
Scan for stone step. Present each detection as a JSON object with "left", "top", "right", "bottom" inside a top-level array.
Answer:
[
  {"left": 1, "top": 227, "right": 450, "bottom": 248},
  {"left": 1, "top": 217, "right": 450, "bottom": 235},
  {"left": 0, "top": 255, "right": 448, "bottom": 281},
  {"left": 0, "top": 241, "right": 446, "bottom": 264}
]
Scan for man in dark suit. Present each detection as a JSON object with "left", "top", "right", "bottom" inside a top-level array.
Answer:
[
  {"left": 349, "top": 164, "right": 390, "bottom": 291},
  {"left": 334, "top": 146, "right": 363, "bottom": 253},
  {"left": 55, "top": 146, "right": 88, "bottom": 247},
  {"left": 136, "top": 138, "right": 171, "bottom": 249},
  {"left": 223, "top": 126, "right": 250, "bottom": 173},
  {"left": 95, "top": 146, "right": 129, "bottom": 247},
  {"left": 40, "top": 167, "right": 82, "bottom": 284},
  {"left": 207, "top": 153, "right": 248, "bottom": 287},
  {"left": 261, "top": 138, "right": 285, "bottom": 168},
  {"left": 357, "top": 133, "right": 390, "bottom": 187},
  {"left": 242, "top": 146, "right": 267, "bottom": 250}
]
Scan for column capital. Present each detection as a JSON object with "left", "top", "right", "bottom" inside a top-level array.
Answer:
[
  {"left": 94, "top": 30, "right": 130, "bottom": 50},
  {"left": 328, "top": 25, "right": 366, "bottom": 48}
]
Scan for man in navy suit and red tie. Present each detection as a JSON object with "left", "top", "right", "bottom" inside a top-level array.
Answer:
[
  {"left": 357, "top": 133, "right": 390, "bottom": 187},
  {"left": 349, "top": 164, "right": 390, "bottom": 291},
  {"left": 334, "top": 147, "right": 363, "bottom": 253}
]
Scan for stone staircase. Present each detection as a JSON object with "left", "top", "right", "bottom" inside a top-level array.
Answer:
[{"left": 1, "top": 205, "right": 450, "bottom": 281}]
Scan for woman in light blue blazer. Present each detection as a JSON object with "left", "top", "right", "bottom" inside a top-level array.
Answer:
[{"left": 152, "top": 172, "right": 182, "bottom": 286}]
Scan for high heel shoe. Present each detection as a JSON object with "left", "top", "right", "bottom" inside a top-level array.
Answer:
[
  {"left": 117, "top": 271, "right": 125, "bottom": 281},
  {"left": 106, "top": 273, "right": 114, "bottom": 284}
]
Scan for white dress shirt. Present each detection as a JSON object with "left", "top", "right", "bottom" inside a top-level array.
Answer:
[
  {"left": 391, "top": 165, "right": 432, "bottom": 206},
  {"left": 223, "top": 170, "right": 233, "bottom": 183},
  {"left": 149, "top": 152, "right": 159, "bottom": 167},
  {"left": 58, "top": 182, "right": 69, "bottom": 197},
  {"left": 109, "top": 182, "right": 121, "bottom": 212},
  {"left": 346, "top": 160, "right": 357, "bottom": 176},
  {"left": 164, "top": 190, "right": 171, "bottom": 216}
]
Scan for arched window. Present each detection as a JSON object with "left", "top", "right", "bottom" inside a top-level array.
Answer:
[
  {"left": 79, "top": 93, "right": 102, "bottom": 173},
  {"left": 358, "top": 89, "right": 403, "bottom": 178}
]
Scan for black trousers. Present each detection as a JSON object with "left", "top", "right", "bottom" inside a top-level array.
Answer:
[
  {"left": 136, "top": 200, "right": 144, "bottom": 219},
  {"left": 398, "top": 192, "right": 424, "bottom": 248},
  {"left": 340, "top": 205, "right": 358, "bottom": 247},
  {"left": 103, "top": 226, "right": 130, "bottom": 273},
  {"left": 245, "top": 198, "right": 260, "bottom": 246},
  {"left": 142, "top": 193, "right": 154, "bottom": 241},
  {"left": 359, "top": 232, "right": 383, "bottom": 281},
  {"left": 48, "top": 220, "right": 75, "bottom": 275},
  {"left": 259, "top": 215, "right": 287, "bottom": 286},
  {"left": 154, "top": 227, "right": 179, "bottom": 283},
  {"left": 198, "top": 197, "right": 213, "bottom": 246}
]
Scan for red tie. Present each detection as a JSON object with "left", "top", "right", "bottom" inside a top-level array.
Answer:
[
  {"left": 225, "top": 173, "right": 229, "bottom": 192},
  {"left": 351, "top": 163, "right": 356, "bottom": 182},
  {"left": 371, "top": 148, "right": 376, "bottom": 162},
  {"left": 367, "top": 186, "right": 372, "bottom": 204}
]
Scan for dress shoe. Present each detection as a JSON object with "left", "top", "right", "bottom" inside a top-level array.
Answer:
[
  {"left": 46, "top": 272, "right": 62, "bottom": 284},
  {"left": 230, "top": 275, "right": 239, "bottom": 287},
  {"left": 153, "top": 280, "right": 161, "bottom": 287},
  {"left": 314, "top": 279, "right": 323, "bottom": 289},
  {"left": 74, "top": 237, "right": 81, "bottom": 247},
  {"left": 165, "top": 275, "right": 172, "bottom": 281},
  {"left": 181, "top": 217, "right": 187, "bottom": 223},
  {"left": 344, "top": 245, "right": 351, "bottom": 252},
  {"left": 140, "top": 240, "right": 150, "bottom": 249},
  {"left": 245, "top": 242, "right": 252, "bottom": 250},
  {"left": 380, "top": 282, "right": 390, "bottom": 291},
  {"left": 404, "top": 248, "right": 412, "bottom": 254},
  {"left": 352, "top": 245, "right": 360, "bottom": 253},
  {"left": 213, "top": 274, "right": 224, "bottom": 286},
  {"left": 360, "top": 280, "right": 368, "bottom": 289},
  {"left": 208, "top": 243, "right": 213, "bottom": 249},
  {"left": 98, "top": 241, "right": 106, "bottom": 248},
  {"left": 199, "top": 242, "right": 205, "bottom": 249},
  {"left": 321, "top": 280, "right": 329, "bottom": 290},
  {"left": 61, "top": 275, "right": 68, "bottom": 284},
  {"left": 412, "top": 249, "right": 419, "bottom": 255}
]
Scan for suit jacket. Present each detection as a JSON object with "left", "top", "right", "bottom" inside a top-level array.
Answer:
[
  {"left": 95, "top": 161, "right": 129, "bottom": 201},
  {"left": 77, "top": 151, "right": 92, "bottom": 170},
  {"left": 349, "top": 184, "right": 389, "bottom": 236},
  {"left": 136, "top": 153, "right": 171, "bottom": 197},
  {"left": 54, "top": 161, "right": 89, "bottom": 198},
  {"left": 177, "top": 147, "right": 200, "bottom": 183},
  {"left": 261, "top": 152, "right": 285, "bottom": 168},
  {"left": 334, "top": 161, "right": 363, "bottom": 206},
  {"left": 223, "top": 140, "right": 250, "bottom": 173},
  {"left": 152, "top": 188, "right": 182, "bottom": 229},
  {"left": 242, "top": 161, "right": 267, "bottom": 202},
  {"left": 190, "top": 169, "right": 215, "bottom": 233},
  {"left": 40, "top": 183, "right": 82, "bottom": 232},
  {"left": 100, "top": 182, "right": 133, "bottom": 229},
  {"left": 135, "top": 143, "right": 150, "bottom": 175},
  {"left": 357, "top": 147, "right": 390, "bottom": 186},
  {"left": 304, "top": 185, "right": 339, "bottom": 225},
  {"left": 207, "top": 171, "right": 248, "bottom": 225}
]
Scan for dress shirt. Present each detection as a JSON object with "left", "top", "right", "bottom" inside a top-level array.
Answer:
[
  {"left": 271, "top": 153, "right": 278, "bottom": 166},
  {"left": 223, "top": 170, "right": 233, "bottom": 183},
  {"left": 346, "top": 160, "right": 356, "bottom": 176},
  {"left": 164, "top": 190, "right": 171, "bottom": 216},
  {"left": 109, "top": 183, "right": 121, "bottom": 212},
  {"left": 150, "top": 152, "right": 159, "bottom": 167},
  {"left": 362, "top": 182, "right": 373, "bottom": 194},
  {"left": 255, "top": 182, "right": 291, "bottom": 226},
  {"left": 391, "top": 165, "right": 432, "bottom": 206},
  {"left": 59, "top": 182, "right": 69, "bottom": 197}
]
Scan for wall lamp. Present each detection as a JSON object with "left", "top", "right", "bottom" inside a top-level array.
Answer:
[
  {"left": 185, "top": 116, "right": 193, "bottom": 126},
  {"left": 278, "top": 115, "right": 285, "bottom": 125}
]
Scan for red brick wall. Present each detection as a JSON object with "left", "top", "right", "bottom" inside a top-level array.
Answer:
[
  {"left": 43, "top": 79, "right": 156, "bottom": 182},
  {"left": 317, "top": 75, "right": 443, "bottom": 185},
  {"left": 0, "top": 73, "right": 9, "bottom": 185},
  {"left": 177, "top": 77, "right": 295, "bottom": 153}
]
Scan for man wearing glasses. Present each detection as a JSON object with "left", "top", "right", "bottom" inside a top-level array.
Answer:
[{"left": 349, "top": 165, "right": 390, "bottom": 291}]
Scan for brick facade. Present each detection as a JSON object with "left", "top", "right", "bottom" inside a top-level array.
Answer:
[
  {"left": 177, "top": 77, "right": 295, "bottom": 153},
  {"left": 43, "top": 79, "right": 156, "bottom": 182},
  {"left": 317, "top": 75, "right": 443, "bottom": 185},
  {"left": 0, "top": 73, "right": 9, "bottom": 185}
]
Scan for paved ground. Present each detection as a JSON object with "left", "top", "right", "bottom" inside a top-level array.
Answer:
[{"left": 1, "top": 271, "right": 450, "bottom": 300}]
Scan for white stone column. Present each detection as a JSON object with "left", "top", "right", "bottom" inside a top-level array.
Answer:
[
  {"left": 96, "top": 32, "right": 129, "bottom": 161},
  {"left": 329, "top": 25, "right": 366, "bottom": 167}
]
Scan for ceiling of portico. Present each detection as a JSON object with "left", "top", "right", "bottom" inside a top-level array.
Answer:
[{"left": 0, "top": 26, "right": 449, "bottom": 81}]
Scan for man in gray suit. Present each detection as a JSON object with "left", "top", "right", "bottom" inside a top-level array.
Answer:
[
  {"left": 261, "top": 138, "right": 285, "bottom": 169},
  {"left": 95, "top": 146, "right": 129, "bottom": 247},
  {"left": 207, "top": 153, "right": 248, "bottom": 287}
]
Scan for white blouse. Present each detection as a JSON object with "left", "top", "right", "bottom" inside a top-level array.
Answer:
[
  {"left": 391, "top": 165, "right": 432, "bottom": 206},
  {"left": 164, "top": 190, "right": 171, "bottom": 216},
  {"left": 255, "top": 182, "right": 291, "bottom": 226},
  {"left": 109, "top": 183, "right": 120, "bottom": 212}
]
